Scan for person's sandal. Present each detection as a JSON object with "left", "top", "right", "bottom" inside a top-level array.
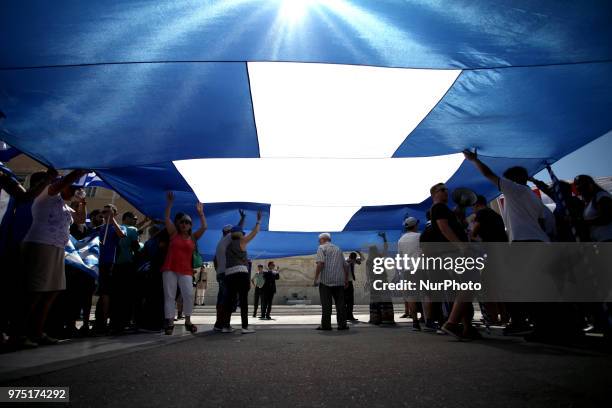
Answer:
[
  {"left": 164, "top": 325, "right": 175, "bottom": 335},
  {"left": 185, "top": 323, "right": 198, "bottom": 333}
]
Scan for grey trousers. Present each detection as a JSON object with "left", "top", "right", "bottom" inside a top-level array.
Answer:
[{"left": 319, "top": 283, "right": 347, "bottom": 329}]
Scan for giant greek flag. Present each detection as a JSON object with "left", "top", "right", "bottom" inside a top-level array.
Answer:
[{"left": 1, "top": 1, "right": 611, "bottom": 257}]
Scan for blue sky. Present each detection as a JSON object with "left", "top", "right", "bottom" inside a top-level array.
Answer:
[{"left": 534, "top": 130, "right": 612, "bottom": 182}]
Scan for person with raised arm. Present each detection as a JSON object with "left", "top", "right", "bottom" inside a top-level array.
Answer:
[
  {"left": 94, "top": 203, "right": 126, "bottom": 334},
  {"left": 344, "top": 252, "right": 363, "bottom": 323},
  {"left": 1, "top": 166, "right": 58, "bottom": 346},
  {"left": 161, "top": 191, "right": 207, "bottom": 335},
  {"left": 462, "top": 149, "right": 549, "bottom": 243},
  {"left": 463, "top": 149, "right": 552, "bottom": 337},
  {"left": 213, "top": 210, "right": 246, "bottom": 331},
  {"left": 222, "top": 210, "right": 262, "bottom": 334},
  {"left": 21, "top": 169, "right": 88, "bottom": 346}
]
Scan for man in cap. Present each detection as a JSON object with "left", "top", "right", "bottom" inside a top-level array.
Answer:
[
  {"left": 397, "top": 216, "right": 426, "bottom": 330},
  {"left": 314, "top": 233, "right": 349, "bottom": 331}
]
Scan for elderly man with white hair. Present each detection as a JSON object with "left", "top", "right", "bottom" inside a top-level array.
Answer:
[{"left": 314, "top": 233, "right": 349, "bottom": 331}]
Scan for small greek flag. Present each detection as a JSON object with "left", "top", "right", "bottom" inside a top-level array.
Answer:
[{"left": 72, "top": 172, "right": 111, "bottom": 189}]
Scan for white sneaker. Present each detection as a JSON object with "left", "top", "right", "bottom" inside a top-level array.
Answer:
[
  {"left": 221, "top": 327, "right": 235, "bottom": 333},
  {"left": 241, "top": 327, "right": 255, "bottom": 334}
]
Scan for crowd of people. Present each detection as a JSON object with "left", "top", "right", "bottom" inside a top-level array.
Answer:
[
  {"left": 387, "top": 150, "right": 612, "bottom": 341},
  {"left": 0, "top": 164, "right": 217, "bottom": 348},
  {"left": 1, "top": 146, "right": 611, "bottom": 349},
  {"left": 305, "top": 149, "right": 611, "bottom": 340}
]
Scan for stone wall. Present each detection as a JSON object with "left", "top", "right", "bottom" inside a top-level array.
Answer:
[{"left": 202, "top": 254, "right": 371, "bottom": 305}]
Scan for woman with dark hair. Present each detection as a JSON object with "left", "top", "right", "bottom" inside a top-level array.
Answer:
[
  {"left": 162, "top": 192, "right": 207, "bottom": 335},
  {"left": 1, "top": 168, "right": 56, "bottom": 346},
  {"left": 574, "top": 175, "right": 612, "bottom": 242}
]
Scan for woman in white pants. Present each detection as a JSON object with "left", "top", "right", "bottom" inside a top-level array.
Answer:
[{"left": 161, "top": 191, "right": 207, "bottom": 335}]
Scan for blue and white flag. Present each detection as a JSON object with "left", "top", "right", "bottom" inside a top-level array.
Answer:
[
  {"left": 3, "top": 1, "right": 612, "bottom": 258},
  {"left": 65, "top": 235, "right": 100, "bottom": 280},
  {"left": 73, "top": 172, "right": 112, "bottom": 189}
]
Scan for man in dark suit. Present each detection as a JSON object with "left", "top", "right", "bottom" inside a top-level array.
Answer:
[
  {"left": 345, "top": 251, "right": 363, "bottom": 322},
  {"left": 260, "top": 261, "right": 280, "bottom": 320}
]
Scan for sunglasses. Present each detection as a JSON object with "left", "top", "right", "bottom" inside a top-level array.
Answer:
[{"left": 179, "top": 220, "right": 192, "bottom": 225}]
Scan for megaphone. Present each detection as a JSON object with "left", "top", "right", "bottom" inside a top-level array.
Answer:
[{"left": 452, "top": 187, "right": 478, "bottom": 209}]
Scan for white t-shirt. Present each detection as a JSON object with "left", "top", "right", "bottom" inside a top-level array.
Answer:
[
  {"left": 499, "top": 178, "right": 549, "bottom": 242},
  {"left": 398, "top": 232, "right": 421, "bottom": 258},
  {"left": 23, "top": 186, "right": 74, "bottom": 248},
  {"left": 583, "top": 191, "right": 612, "bottom": 242},
  {"left": 398, "top": 231, "right": 421, "bottom": 276}
]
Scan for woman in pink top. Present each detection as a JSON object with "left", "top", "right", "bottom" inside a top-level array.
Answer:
[{"left": 162, "top": 191, "right": 207, "bottom": 335}]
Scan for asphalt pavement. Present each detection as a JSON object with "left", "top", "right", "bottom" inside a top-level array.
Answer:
[{"left": 2, "top": 323, "right": 611, "bottom": 407}]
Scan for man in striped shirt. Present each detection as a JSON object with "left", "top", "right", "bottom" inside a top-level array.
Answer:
[{"left": 314, "top": 233, "right": 349, "bottom": 331}]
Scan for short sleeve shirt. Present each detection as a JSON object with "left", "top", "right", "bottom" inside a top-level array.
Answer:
[
  {"left": 98, "top": 224, "right": 126, "bottom": 264},
  {"left": 23, "top": 186, "right": 74, "bottom": 248},
  {"left": 398, "top": 231, "right": 422, "bottom": 257},
  {"left": 116, "top": 225, "right": 139, "bottom": 264},
  {"left": 430, "top": 203, "right": 467, "bottom": 242},
  {"left": 499, "top": 178, "right": 549, "bottom": 242},
  {"left": 316, "top": 242, "right": 346, "bottom": 286}
]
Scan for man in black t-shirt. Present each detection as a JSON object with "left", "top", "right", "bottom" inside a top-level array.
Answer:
[
  {"left": 429, "top": 183, "right": 478, "bottom": 340},
  {"left": 430, "top": 187, "right": 468, "bottom": 243},
  {"left": 470, "top": 195, "right": 508, "bottom": 327},
  {"left": 471, "top": 195, "right": 508, "bottom": 242}
]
